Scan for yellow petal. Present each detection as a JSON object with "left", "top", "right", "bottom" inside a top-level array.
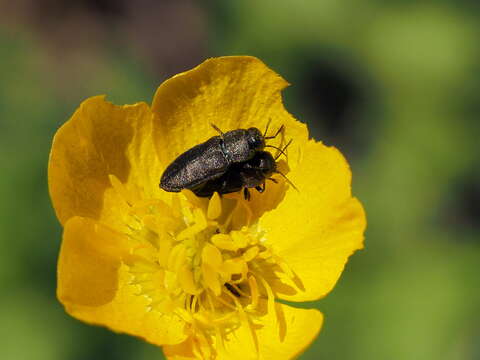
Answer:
[
  {"left": 164, "top": 338, "right": 195, "bottom": 359},
  {"left": 227, "top": 302, "right": 323, "bottom": 360},
  {"left": 58, "top": 217, "right": 187, "bottom": 346},
  {"left": 151, "top": 56, "right": 308, "bottom": 170},
  {"left": 164, "top": 301, "right": 323, "bottom": 360},
  {"left": 57, "top": 216, "right": 129, "bottom": 307},
  {"left": 260, "top": 140, "right": 366, "bottom": 302},
  {"left": 48, "top": 95, "right": 165, "bottom": 229}
]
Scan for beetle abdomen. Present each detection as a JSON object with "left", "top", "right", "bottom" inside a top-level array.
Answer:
[{"left": 160, "top": 136, "right": 230, "bottom": 192}]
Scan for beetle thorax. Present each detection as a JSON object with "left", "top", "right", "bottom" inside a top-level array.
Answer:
[{"left": 222, "top": 129, "right": 264, "bottom": 162}]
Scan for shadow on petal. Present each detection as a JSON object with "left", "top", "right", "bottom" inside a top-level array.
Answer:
[{"left": 57, "top": 216, "right": 129, "bottom": 307}]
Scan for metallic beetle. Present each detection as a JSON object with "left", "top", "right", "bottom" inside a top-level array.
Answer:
[
  {"left": 191, "top": 150, "right": 278, "bottom": 200},
  {"left": 160, "top": 125, "right": 283, "bottom": 194}
]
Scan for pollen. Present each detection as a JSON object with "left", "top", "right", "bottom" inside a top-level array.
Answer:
[{"left": 109, "top": 175, "right": 297, "bottom": 358}]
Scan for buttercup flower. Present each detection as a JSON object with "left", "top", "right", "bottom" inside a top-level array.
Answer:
[{"left": 49, "top": 56, "right": 366, "bottom": 359}]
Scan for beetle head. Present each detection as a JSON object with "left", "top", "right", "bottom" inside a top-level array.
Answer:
[
  {"left": 246, "top": 127, "right": 265, "bottom": 153},
  {"left": 251, "top": 151, "right": 276, "bottom": 177}
]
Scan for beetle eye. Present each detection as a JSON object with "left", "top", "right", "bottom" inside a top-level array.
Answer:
[{"left": 246, "top": 128, "right": 265, "bottom": 150}]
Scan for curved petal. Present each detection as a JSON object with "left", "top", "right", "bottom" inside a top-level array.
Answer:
[
  {"left": 224, "top": 302, "right": 323, "bottom": 360},
  {"left": 163, "top": 338, "right": 195, "bottom": 360},
  {"left": 164, "top": 301, "right": 323, "bottom": 360},
  {"left": 57, "top": 216, "right": 130, "bottom": 307},
  {"left": 58, "top": 217, "right": 187, "bottom": 346},
  {"left": 260, "top": 140, "right": 366, "bottom": 302},
  {"left": 151, "top": 56, "right": 308, "bottom": 169},
  {"left": 48, "top": 95, "right": 165, "bottom": 229}
]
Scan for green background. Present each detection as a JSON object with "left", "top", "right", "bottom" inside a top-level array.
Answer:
[{"left": 1, "top": 1, "right": 479, "bottom": 359}]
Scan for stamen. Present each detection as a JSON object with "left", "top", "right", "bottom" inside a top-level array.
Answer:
[
  {"left": 170, "top": 193, "right": 182, "bottom": 218},
  {"left": 126, "top": 258, "right": 158, "bottom": 273},
  {"left": 194, "top": 330, "right": 212, "bottom": 360},
  {"left": 108, "top": 174, "right": 134, "bottom": 206},
  {"left": 215, "top": 292, "right": 238, "bottom": 311},
  {"left": 174, "top": 307, "right": 194, "bottom": 323},
  {"left": 157, "top": 237, "right": 173, "bottom": 268},
  {"left": 207, "top": 192, "right": 222, "bottom": 220},
  {"left": 274, "top": 254, "right": 295, "bottom": 279},
  {"left": 211, "top": 233, "right": 239, "bottom": 251},
  {"left": 202, "top": 243, "right": 223, "bottom": 270},
  {"left": 228, "top": 283, "right": 250, "bottom": 298},
  {"left": 248, "top": 276, "right": 259, "bottom": 309},
  {"left": 178, "top": 265, "right": 201, "bottom": 295},
  {"left": 258, "top": 248, "right": 272, "bottom": 259},
  {"left": 213, "top": 311, "right": 238, "bottom": 324},
  {"left": 129, "top": 277, "right": 152, "bottom": 285},
  {"left": 190, "top": 295, "right": 198, "bottom": 313},
  {"left": 176, "top": 208, "right": 207, "bottom": 240},
  {"left": 230, "top": 231, "right": 249, "bottom": 248},
  {"left": 243, "top": 246, "right": 259, "bottom": 262},
  {"left": 119, "top": 184, "right": 295, "bottom": 354},
  {"left": 206, "top": 295, "right": 227, "bottom": 357},
  {"left": 202, "top": 262, "right": 222, "bottom": 296},
  {"left": 222, "top": 258, "right": 247, "bottom": 278},
  {"left": 224, "top": 283, "right": 241, "bottom": 297},
  {"left": 256, "top": 273, "right": 280, "bottom": 329},
  {"left": 227, "top": 292, "right": 259, "bottom": 356},
  {"left": 167, "top": 243, "right": 186, "bottom": 272},
  {"left": 231, "top": 201, "right": 252, "bottom": 229}
]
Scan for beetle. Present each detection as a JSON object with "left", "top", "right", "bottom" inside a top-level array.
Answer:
[
  {"left": 192, "top": 140, "right": 295, "bottom": 200},
  {"left": 160, "top": 123, "right": 283, "bottom": 193}
]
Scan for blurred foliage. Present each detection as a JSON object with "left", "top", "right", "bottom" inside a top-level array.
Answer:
[{"left": 0, "top": 0, "right": 479, "bottom": 359}]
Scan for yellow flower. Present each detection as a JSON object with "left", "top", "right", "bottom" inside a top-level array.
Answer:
[{"left": 49, "top": 56, "right": 366, "bottom": 359}]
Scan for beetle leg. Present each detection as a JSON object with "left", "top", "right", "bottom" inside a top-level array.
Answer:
[
  {"left": 267, "top": 177, "right": 278, "bottom": 184},
  {"left": 265, "top": 144, "right": 288, "bottom": 158},
  {"left": 265, "top": 124, "right": 284, "bottom": 140},
  {"left": 211, "top": 123, "right": 225, "bottom": 136},
  {"left": 263, "top": 118, "right": 272, "bottom": 137},
  {"left": 243, "top": 188, "right": 251, "bottom": 201},
  {"left": 255, "top": 183, "right": 265, "bottom": 193},
  {"left": 274, "top": 139, "right": 293, "bottom": 160}
]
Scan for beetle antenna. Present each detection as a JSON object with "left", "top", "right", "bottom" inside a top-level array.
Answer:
[
  {"left": 211, "top": 123, "right": 224, "bottom": 136},
  {"left": 273, "top": 170, "right": 298, "bottom": 191},
  {"left": 263, "top": 118, "right": 272, "bottom": 137},
  {"left": 265, "top": 144, "right": 287, "bottom": 158},
  {"left": 274, "top": 139, "right": 293, "bottom": 160},
  {"left": 265, "top": 125, "right": 284, "bottom": 139}
]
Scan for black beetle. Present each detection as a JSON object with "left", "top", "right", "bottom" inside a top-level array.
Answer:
[
  {"left": 191, "top": 151, "right": 277, "bottom": 200},
  {"left": 160, "top": 124, "right": 283, "bottom": 193},
  {"left": 192, "top": 140, "right": 295, "bottom": 200}
]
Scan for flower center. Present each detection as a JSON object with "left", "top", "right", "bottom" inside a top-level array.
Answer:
[{"left": 109, "top": 175, "right": 298, "bottom": 358}]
